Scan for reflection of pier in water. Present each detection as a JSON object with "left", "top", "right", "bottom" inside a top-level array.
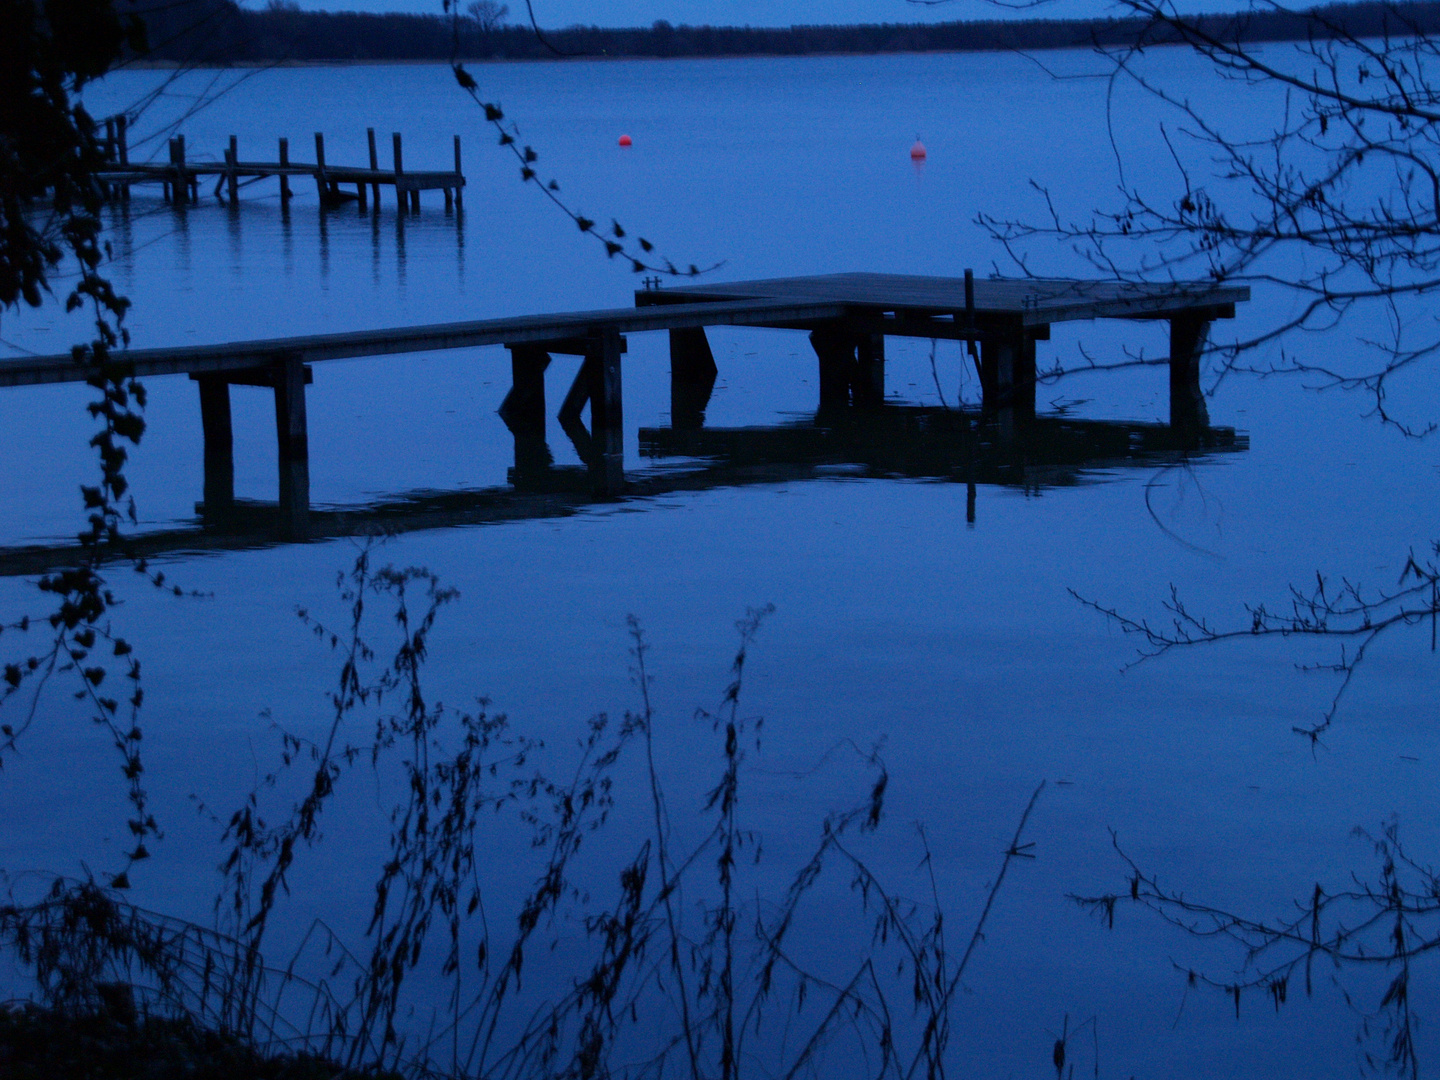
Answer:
[{"left": 0, "top": 408, "right": 1245, "bottom": 578}]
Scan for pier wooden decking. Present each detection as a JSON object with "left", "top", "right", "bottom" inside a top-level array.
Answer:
[
  {"left": 0, "top": 272, "right": 1247, "bottom": 531},
  {"left": 638, "top": 272, "right": 1247, "bottom": 432}
]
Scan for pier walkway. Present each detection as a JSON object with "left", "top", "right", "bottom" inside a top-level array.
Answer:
[
  {"left": 0, "top": 272, "right": 1247, "bottom": 530},
  {"left": 95, "top": 124, "right": 465, "bottom": 211}
]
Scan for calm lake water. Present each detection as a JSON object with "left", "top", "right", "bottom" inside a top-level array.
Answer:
[{"left": 2, "top": 47, "right": 1439, "bottom": 1077}]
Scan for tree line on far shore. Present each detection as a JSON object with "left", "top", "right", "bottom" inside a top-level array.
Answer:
[{"left": 138, "top": 0, "right": 1440, "bottom": 64}]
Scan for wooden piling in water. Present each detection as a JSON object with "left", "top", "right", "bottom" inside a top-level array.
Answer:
[
  {"left": 588, "top": 328, "right": 625, "bottom": 493},
  {"left": 272, "top": 354, "right": 310, "bottom": 528},
  {"left": 368, "top": 128, "right": 380, "bottom": 207},
  {"left": 669, "top": 327, "right": 716, "bottom": 430},
  {"left": 227, "top": 135, "right": 239, "bottom": 202},
  {"left": 164, "top": 137, "right": 178, "bottom": 203},
  {"left": 854, "top": 332, "right": 885, "bottom": 408},
  {"left": 313, "top": 132, "right": 329, "bottom": 203},
  {"left": 392, "top": 132, "right": 405, "bottom": 213},
  {"left": 193, "top": 375, "right": 235, "bottom": 510},
  {"left": 278, "top": 138, "right": 291, "bottom": 202},
  {"left": 116, "top": 114, "right": 130, "bottom": 201},
  {"left": 178, "top": 135, "right": 196, "bottom": 203},
  {"left": 453, "top": 136, "right": 463, "bottom": 208},
  {"left": 1170, "top": 313, "right": 1212, "bottom": 433}
]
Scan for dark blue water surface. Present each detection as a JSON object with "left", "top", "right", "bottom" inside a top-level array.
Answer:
[{"left": 1, "top": 49, "right": 1438, "bottom": 1077}]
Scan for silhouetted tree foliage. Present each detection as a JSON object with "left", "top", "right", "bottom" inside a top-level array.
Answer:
[
  {"left": 976, "top": 1, "right": 1440, "bottom": 1070},
  {"left": 1, "top": 0, "right": 162, "bottom": 889},
  {"left": 126, "top": 0, "right": 1440, "bottom": 63}
]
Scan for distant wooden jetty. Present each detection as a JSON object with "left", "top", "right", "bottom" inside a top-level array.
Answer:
[
  {"left": 96, "top": 117, "right": 464, "bottom": 210},
  {"left": 0, "top": 272, "right": 1247, "bottom": 532}
]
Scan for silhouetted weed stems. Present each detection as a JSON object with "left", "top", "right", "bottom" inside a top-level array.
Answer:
[{"left": 3, "top": 546, "right": 1046, "bottom": 1079}]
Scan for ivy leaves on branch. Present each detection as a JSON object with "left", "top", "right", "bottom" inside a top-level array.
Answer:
[{"left": 450, "top": 62, "right": 721, "bottom": 279}]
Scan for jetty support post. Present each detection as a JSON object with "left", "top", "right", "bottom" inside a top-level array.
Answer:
[
  {"left": 104, "top": 117, "right": 116, "bottom": 165},
  {"left": 1170, "top": 312, "right": 1212, "bottom": 434},
  {"left": 453, "top": 135, "right": 464, "bottom": 209},
  {"left": 587, "top": 328, "right": 625, "bottom": 493},
  {"left": 116, "top": 114, "right": 130, "bottom": 201},
  {"left": 367, "top": 128, "right": 381, "bottom": 207},
  {"left": 669, "top": 327, "right": 716, "bottom": 430},
  {"left": 393, "top": 133, "right": 411, "bottom": 214},
  {"left": 174, "top": 135, "right": 188, "bottom": 203},
  {"left": 278, "top": 138, "right": 291, "bottom": 203},
  {"left": 165, "top": 137, "right": 180, "bottom": 203},
  {"left": 499, "top": 344, "right": 552, "bottom": 477},
  {"left": 981, "top": 319, "right": 1036, "bottom": 438},
  {"left": 192, "top": 374, "right": 235, "bottom": 512},
  {"left": 272, "top": 353, "right": 311, "bottom": 528},
  {"left": 809, "top": 325, "right": 855, "bottom": 412},
  {"left": 314, "top": 132, "right": 330, "bottom": 204},
  {"left": 227, "top": 135, "right": 239, "bottom": 202},
  {"left": 853, "top": 331, "right": 885, "bottom": 408},
  {"left": 554, "top": 330, "right": 627, "bottom": 494}
]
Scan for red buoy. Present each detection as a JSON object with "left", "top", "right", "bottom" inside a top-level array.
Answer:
[
  {"left": 618, "top": 134, "right": 633, "bottom": 147},
  {"left": 910, "top": 139, "right": 927, "bottom": 160}
]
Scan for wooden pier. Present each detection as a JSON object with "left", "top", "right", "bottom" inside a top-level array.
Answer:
[
  {"left": 0, "top": 272, "right": 1247, "bottom": 533},
  {"left": 95, "top": 125, "right": 465, "bottom": 210}
]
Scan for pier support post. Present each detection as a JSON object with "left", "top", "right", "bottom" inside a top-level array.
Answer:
[
  {"left": 278, "top": 138, "right": 291, "bottom": 203},
  {"left": 669, "top": 327, "right": 716, "bottom": 430},
  {"left": 500, "top": 345, "right": 552, "bottom": 479},
  {"left": 982, "top": 320, "right": 1034, "bottom": 437},
  {"left": 810, "top": 326, "right": 855, "bottom": 411},
  {"left": 273, "top": 354, "right": 310, "bottom": 528},
  {"left": 453, "top": 135, "right": 464, "bottom": 209},
  {"left": 314, "top": 132, "right": 330, "bottom": 204},
  {"left": 853, "top": 332, "right": 885, "bottom": 408},
  {"left": 116, "top": 114, "right": 130, "bottom": 201},
  {"left": 227, "top": 135, "right": 239, "bottom": 202},
  {"left": 1170, "top": 313, "right": 1212, "bottom": 434},
  {"left": 553, "top": 331, "right": 626, "bottom": 494},
  {"left": 368, "top": 128, "right": 381, "bottom": 206},
  {"left": 192, "top": 375, "right": 234, "bottom": 511},
  {"left": 588, "top": 328, "right": 625, "bottom": 494},
  {"left": 500, "top": 345, "right": 551, "bottom": 434},
  {"left": 393, "top": 133, "right": 406, "bottom": 214}
]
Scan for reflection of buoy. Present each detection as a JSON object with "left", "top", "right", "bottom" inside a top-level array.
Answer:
[
  {"left": 618, "top": 134, "right": 633, "bottom": 147},
  {"left": 910, "top": 139, "right": 927, "bottom": 160}
]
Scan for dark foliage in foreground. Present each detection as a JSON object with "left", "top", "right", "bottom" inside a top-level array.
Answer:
[{"left": 0, "top": 1000, "right": 399, "bottom": 1080}]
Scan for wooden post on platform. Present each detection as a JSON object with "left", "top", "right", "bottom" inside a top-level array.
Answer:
[
  {"left": 278, "top": 138, "right": 291, "bottom": 203},
  {"left": 193, "top": 375, "right": 234, "bottom": 511},
  {"left": 272, "top": 354, "right": 310, "bottom": 527},
  {"left": 669, "top": 327, "right": 716, "bottom": 430},
  {"left": 1170, "top": 313, "right": 1212, "bottom": 434}
]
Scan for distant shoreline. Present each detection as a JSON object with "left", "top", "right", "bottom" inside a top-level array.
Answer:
[{"left": 134, "top": 0, "right": 1440, "bottom": 65}]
